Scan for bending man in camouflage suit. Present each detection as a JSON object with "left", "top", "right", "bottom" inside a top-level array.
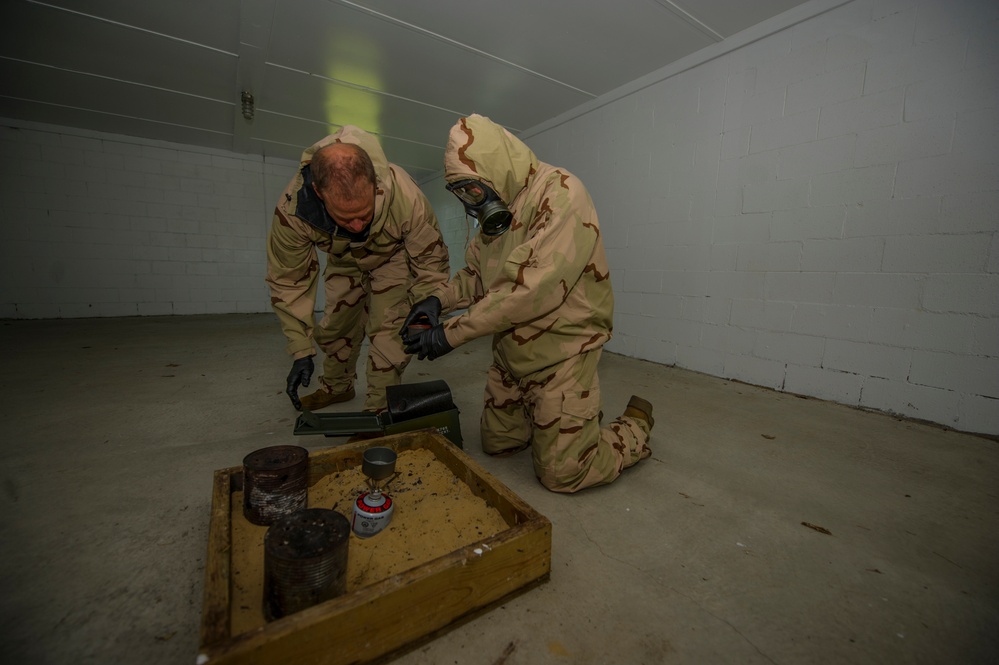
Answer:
[
  {"left": 402, "top": 114, "right": 653, "bottom": 493},
  {"left": 267, "top": 126, "right": 450, "bottom": 412}
]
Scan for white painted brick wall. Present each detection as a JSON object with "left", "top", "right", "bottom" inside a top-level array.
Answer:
[
  {"left": 853, "top": 116, "right": 952, "bottom": 167},
  {"left": 771, "top": 206, "right": 844, "bottom": 241},
  {"left": 817, "top": 87, "right": 904, "bottom": 139},
  {"left": 957, "top": 393, "right": 999, "bottom": 435},
  {"left": 700, "top": 323, "right": 756, "bottom": 357},
  {"left": 869, "top": 308, "right": 974, "bottom": 353},
  {"left": 910, "top": 349, "right": 999, "bottom": 396},
  {"left": 743, "top": 177, "right": 810, "bottom": 213},
  {"left": 749, "top": 109, "right": 819, "bottom": 153},
  {"left": 823, "top": 338, "right": 913, "bottom": 380},
  {"left": 841, "top": 197, "right": 938, "bottom": 237},
  {"left": 882, "top": 234, "right": 991, "bottom": 272},
  {"left": 700, "top": 295, "right": 734, "bottom": 326},
  {"left": 903, "top": 63, "right": 999, "bottom": 123},
  {"left": 777, "top": 134, "right": 857, "bottom": 180},
  {"left": 754, "top": 330, "right": 826, "bottom": 366},
  {"left": 724, "top": 354, "right": 787, "bottom": 390},
  {"left": 808, "top": 164, "right": 895, "bottom": 206},
  {"left": 800, "top": 237, "right": 885, "bottom": 272},
  {"left": 791, "top": 303, "right": 874, "bottom": 341},
  {"left": 860, "top": 376, "right": 963, "bottom": 428},
  {"left": 785, "top": 62, "right": 867, "bottom": 115},
  {"left": 0, "top": 119, "right": 294, "bottom": 318},
  {"left": 730, "top": 299, "right": 796, "bottom": 331},
  {"left": 676, "top": 342, "right": 725, "bottom": 377},
  {"left": 785, "top": 363, "right": 866, "bottom": 403},
  {"left": 971, "top": 318, "right": 999, "bottom": 357},
  {"left": 515, "top": 0, "right": 999, "bottom": 435},
  {"left": 832, "top": 272, "right": 922, "bottom": 308},
  {"left": 632, "top": 337, "right": 676, "bottom": 367}
]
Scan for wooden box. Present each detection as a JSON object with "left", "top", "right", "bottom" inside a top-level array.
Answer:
[{"left": 198, "top": 430, "right": 552, "bottom": 664}]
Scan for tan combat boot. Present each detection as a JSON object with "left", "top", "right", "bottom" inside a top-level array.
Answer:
[
  {"left": 622, "top": 395, "right": 654, "bottom": 429},
  {"left": 299, "top": 386, "right": 356, "bottom": 411}
]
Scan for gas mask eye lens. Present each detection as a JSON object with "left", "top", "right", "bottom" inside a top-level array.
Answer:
[
  {"left": 447, "top": 178, "right": 513, "bottom": 236},
  {"left": 446, "top": 180, "right": 488, "bottom": 205}
]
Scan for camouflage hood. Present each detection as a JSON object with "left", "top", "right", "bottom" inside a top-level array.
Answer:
[
  {"left": 443, "top": 114, "right": 539, "bottom": 206},
  {"left": 281, "top": 125, "right": 394, "bottom": 237}
]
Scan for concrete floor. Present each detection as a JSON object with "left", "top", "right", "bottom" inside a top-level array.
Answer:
[{"left": 0, "top": 313, "right": 997, "bottom": 665}]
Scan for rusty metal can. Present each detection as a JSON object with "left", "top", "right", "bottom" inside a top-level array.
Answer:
[
  {"left": 242, "top": 445, "right": 308, "bottom": 526},
  {"left": 263, "top": 508, "right": 350, "bottom": 621}
]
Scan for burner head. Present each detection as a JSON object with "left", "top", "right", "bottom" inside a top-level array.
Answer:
[{"left": 361, "top": 446, "right": 397, "bottom": 482}]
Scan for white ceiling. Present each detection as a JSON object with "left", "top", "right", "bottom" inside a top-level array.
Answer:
[{"left": 0, "top": 0, "right": 813, "bottom": 180}]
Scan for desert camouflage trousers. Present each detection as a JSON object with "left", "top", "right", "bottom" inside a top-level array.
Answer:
[
  {"left": 313, "top": 252, "right": 413, "bottom": 412},
  {"left": 480, "top": 347, "right": 652, "bottom": 493}
]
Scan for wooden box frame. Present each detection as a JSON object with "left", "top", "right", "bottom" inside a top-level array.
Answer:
[{"left": 198, "top": 430, "right": 552, "bottom": 664}]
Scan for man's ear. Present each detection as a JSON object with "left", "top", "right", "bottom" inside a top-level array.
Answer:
[{"left": 309, "top": 182, "right": 326, "bottom": 206}]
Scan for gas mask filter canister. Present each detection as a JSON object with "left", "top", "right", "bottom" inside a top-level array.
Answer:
[{"left": 446, "top": 179, "right": 513, "bottom": 236}]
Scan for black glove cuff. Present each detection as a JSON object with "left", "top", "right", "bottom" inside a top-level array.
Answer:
[{"left": 428, "top": 325, "right": 453, "bottom": 360}]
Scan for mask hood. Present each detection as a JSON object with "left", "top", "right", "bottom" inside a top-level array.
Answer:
[{"left": 443, "top": 114, "right": 538, "bottom": 205}]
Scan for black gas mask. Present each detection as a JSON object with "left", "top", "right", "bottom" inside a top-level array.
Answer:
[{"left": 446, "top": 179, "right": 513, "bottom": 236}]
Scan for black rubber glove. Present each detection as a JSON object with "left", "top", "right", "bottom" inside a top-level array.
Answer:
[
  {"left": 400, "top": 296, "right": 442, "bottom": 339},
  {"left": 404, "top": 324, "right": 454, "bottom": 361},
  {"left": 286, "top": 356, "right": 314, "bottom": 410}
]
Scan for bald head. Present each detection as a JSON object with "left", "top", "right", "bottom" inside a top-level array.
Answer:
[
  {"left": 311, "top": 142, "right": 376, "bottom": 198},
  {"left": 310, "top": 142, "right": 377, "bottom": 234}
]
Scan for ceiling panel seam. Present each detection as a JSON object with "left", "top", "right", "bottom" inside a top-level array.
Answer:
[
  {"left": 650, "top": 0, "right": 726, "bottom": 41},
  {"left": 329, "top": 0, "right": 597, "bottom": 98},
  {"left": 265, "top": 62, "right": 470, "bottom": 118},
  {"left": 259, "top": 108, "right": 443, "bottom": 149},
  {"left": 1, "top": 56, "right": 234, "bottom": 105},
  {"left": 27, "top": 0, "right": 238, "bottom": 56},
  {"left": 0, "top": 95, "right": 234, "bottom": 136}
]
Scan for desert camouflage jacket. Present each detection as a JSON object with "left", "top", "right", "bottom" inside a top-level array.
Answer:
[
  {"left": 431, "top": 114, "right": 614, "bottom": 378},
  {"left": 266, "top": 126, "right": 450, "bottom": 358}
]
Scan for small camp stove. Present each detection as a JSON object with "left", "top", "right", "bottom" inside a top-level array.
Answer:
[{"left": 351, "top": 446, "right": 398, "bottom": 538}]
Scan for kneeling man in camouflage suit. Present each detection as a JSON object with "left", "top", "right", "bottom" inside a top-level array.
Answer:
[
  {"left": 267, "top": 126, "right": 450, "bottom": 412},
  {"left": 402, "top": 114, "right": 653, "bottom": 493}
]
